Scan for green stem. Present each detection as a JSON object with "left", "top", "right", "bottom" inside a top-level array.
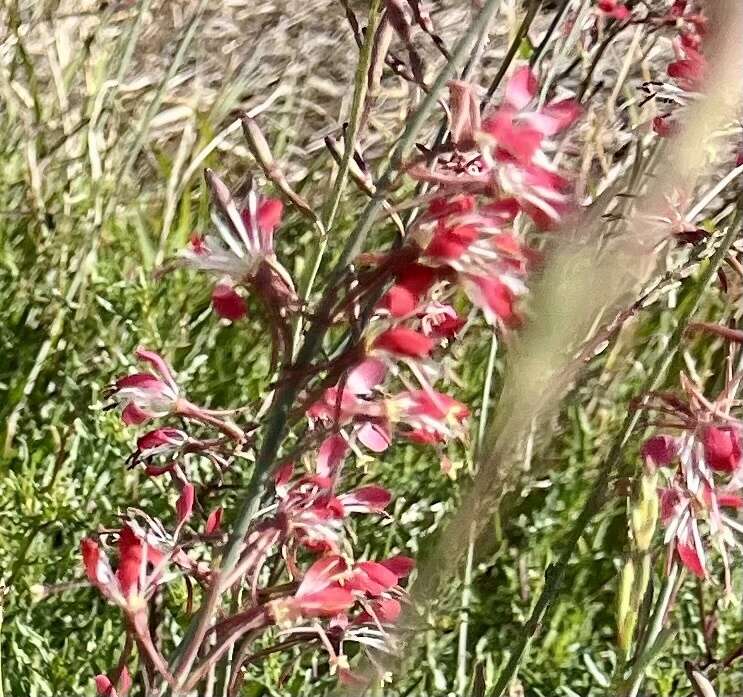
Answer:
[
  {"left": 488, "top": 218, "right": 742, "bottom": 697},
  {"left": 482, "top": 0, "right": 542, "bottom": 106},
  {"left": 620, "top": 563, "right": 682, "bottom": 697},
  {"left": 294, "top": 0, "right": 382, "bottom": 353}
]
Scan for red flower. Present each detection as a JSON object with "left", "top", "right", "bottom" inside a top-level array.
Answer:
[
  {"left": 373, "top": 327, "right": 436, "bottom": 359},
  {"left": 703, "top": 426, "right": 742, "bottom": 473},
  {"left": 211, "top": 283, "right": 247, "bottom": 321}
]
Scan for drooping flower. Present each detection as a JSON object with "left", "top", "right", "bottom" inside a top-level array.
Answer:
[{"left": 105, "top": 348, "right": 180, "bottom": 426}]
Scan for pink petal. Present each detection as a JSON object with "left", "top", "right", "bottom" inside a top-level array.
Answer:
[
  {"left": 137, "top": 428, "right": 186, "bottom": 451},
  {"left": 81, "top": 539, "right": 102, "bottom": 585},
  {"left": 380, "top": 555, "right": 415, "bottom": 579},
  {"left": 116, "top": 525, "right": 144, "bottom": 597},
  {"left": 298, "top": 555, "right": 348, "bottom": 596},
  {"left": 357, "top": 421, "right": 392, "bottom": 452},
  {"left": 205, "top": 507, "right": 223, "bottom": 534},
  {"left": 274, "top": 461, "right": 294, "bottom": 488},
  {"left": 522, "top": 100, "right": 582, "bottom": 135},
  {"left": 373, "top": 327, "right": 436, "bottom": 358},
  {"left": 176, "top": 484, "right": 195, "bottom": 524},
  {"left": 677, "top": 541, "right": 705, "bottom": 578},
  {"left": 339, "top": 485, "right": 392, "bottom": 513},
  {"left": 257, "top": 198, "right": 283, "bottom": 233},
  {"left": 349, "top": 561, "right": 398, "bottom": 595},
  {"left": 316, "top": 434, "right": 349, "bottom": 478},
  {"left": 135, "top": 347, "right": 176, "bottom": 387},
  {"left": 95, "top": 676, "right": 117, "bottom": 697},
  {"left": 121, "top": 403, "right": 154, "bottom": 426},
  {"left": 115, "top": 373, "right": 164, "bottom": 390},
  {"left": 505, "top": 66, "right": 538, "bottom": 109},
  {"left": 346, "top": 359, "right": 387, "bottom": 395},
  {"left": 295, "top": 587, "right": 355, "bottom": 617},
  {"left": 381, "top": 285, "right": 418, "bottom": 317}
]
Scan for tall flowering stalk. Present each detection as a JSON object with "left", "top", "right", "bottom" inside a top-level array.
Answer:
[{"left": 79, "top": 0, "right": 589, "bottom": 688}]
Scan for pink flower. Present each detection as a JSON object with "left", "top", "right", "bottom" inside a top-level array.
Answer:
[
  {"left": 479, "top": 67, "right": 581, "bottom": 227},
  {"left": 106, "top": 348, "right": 180, "bottom": 426},
  {"left": 180, "top": 172, "right": 295, "bottom": 318},
  {"left": 482, "top": 67, "right": 581, "bottom": 161},
  {"left": 181, "top": 174, "right": 285, "bottom": 283},
  {"left": 702, "top": 426, "right": 742, "bottom": 473},
  {"left": 82, "top": 525, "right": 166, "bottom": 608},
  {"left": 280, "top": 556, "right": 355, "bottom": 619},
  {"left": 415, "top": 200, "right": 530, "bottom": 326}
]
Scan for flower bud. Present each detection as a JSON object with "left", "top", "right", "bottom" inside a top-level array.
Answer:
[
  {"left": 176, "top": 484, "right": 195, "bottom": 524},
  {"left": 616, "top": 558, "right": 636, "bottom": 658},
  {"left": 703, "top": 425, "right": 742, "bottom": 473},
  {"left": 631, "top": 471, "right": 659, "bottom": 552}
]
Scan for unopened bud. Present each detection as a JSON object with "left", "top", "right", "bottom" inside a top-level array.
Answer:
[
  {"left": 617, "top": 558, "right": 637, "bottom": 658},
  {"left": 631, "top": 472, "right": 659, "bottom": 552}
]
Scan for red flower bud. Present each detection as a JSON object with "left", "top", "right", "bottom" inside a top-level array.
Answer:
[
  {"left": 177, "top": 483, "right": 196, "bottom": 524},
  {"left": 703, "top": 426, "right": 742, "bottom": 473}
]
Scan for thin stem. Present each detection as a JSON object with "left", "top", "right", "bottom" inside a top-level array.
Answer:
[
  {"left": 294, "top": 0, "right": 382, "bottom": 353},
  {"left": 482, "top": 0, "right": 542, "bottom": 107},
  {"left": 621, "top": 563, "right": 682, "bottom": 697},
  {"left": 530, "top": 0, "right": 571, "bottom": 67},
  {"left": 488, "top": 218, "right": 742, "bottom": 697},
  {"left": 323, "top": 0, "right": 382, "bottom": 232},
  {"left": 456, "top": 524, "right": 476, "bottom": 696}
]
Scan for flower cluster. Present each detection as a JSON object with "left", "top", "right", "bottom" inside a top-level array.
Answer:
[
  {"left": 640, "top": 371, "right": 743, "bottom": 590},
  {"left": 84, "top": 59, "right": 582, "bottom": 694}
]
